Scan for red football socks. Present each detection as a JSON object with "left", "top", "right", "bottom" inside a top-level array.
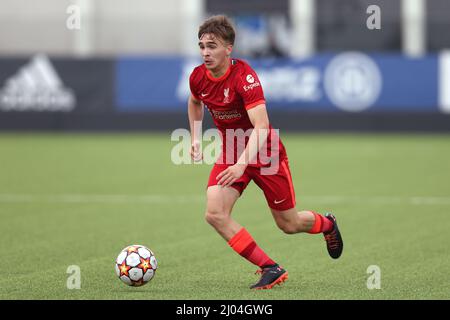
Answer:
[
  {"left": 228, "top": 228, "right": 276, "bottom": 268},
  {"left": 307, "top": 211, "right": 333, "bottom": 234}
]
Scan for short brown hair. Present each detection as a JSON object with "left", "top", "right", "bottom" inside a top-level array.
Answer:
[{"left": 198, "top": 15, "right": 235, "bottom": 45}]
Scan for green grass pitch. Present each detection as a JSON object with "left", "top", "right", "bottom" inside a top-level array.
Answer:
[{"left": 0, "top": 133, "right": 448, "bottom": 299}]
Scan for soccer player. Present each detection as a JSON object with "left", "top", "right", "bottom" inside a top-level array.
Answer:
[{"left": 188, "top": 15, "right": 343, "bottom": 289}]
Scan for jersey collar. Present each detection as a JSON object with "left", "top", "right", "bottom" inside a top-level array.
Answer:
[{"left": 205, "top": 59, "right": 232, "bottom": 82}]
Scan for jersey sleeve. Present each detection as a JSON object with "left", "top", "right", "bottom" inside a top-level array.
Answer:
[
  {"left": 189, "top": 70, "right": 201, "bottom": 101},
  {"left": 236, "top": 65, "right": 266, "bottom": 110}
]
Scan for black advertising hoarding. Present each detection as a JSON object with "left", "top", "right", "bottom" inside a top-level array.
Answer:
[
  {"left": 0, "top": 55, "right": 114, "bottom": 114},
  {"left": 0, "top": 54, "right": 191, "bottom": 131}
]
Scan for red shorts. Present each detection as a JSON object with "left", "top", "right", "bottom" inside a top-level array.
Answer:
[{"left": 207, "top": 158, "right": 296, "bottom": 211}]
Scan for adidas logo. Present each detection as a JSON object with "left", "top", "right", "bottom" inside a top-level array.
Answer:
[{"left": 0, "top": 54, "right": 75, "bottom": 112}]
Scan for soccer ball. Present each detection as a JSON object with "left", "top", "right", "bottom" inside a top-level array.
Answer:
[{"left": 115, "top": 244, "right": 157, "bottom": 287}]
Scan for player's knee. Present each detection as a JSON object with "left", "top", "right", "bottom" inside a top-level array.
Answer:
[{"left": 205, "top": 209, "right": 228, "bottom": 227}]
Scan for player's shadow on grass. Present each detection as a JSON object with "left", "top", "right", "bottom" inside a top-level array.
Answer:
[{"left": 114, "top": 287, "right": 171, "bottom": 295}]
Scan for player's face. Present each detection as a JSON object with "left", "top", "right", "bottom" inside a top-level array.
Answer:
[{"left": 198, "top": 33, "right": 233, "bottom": 71}]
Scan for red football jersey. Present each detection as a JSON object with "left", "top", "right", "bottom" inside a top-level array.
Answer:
[{"left": 189, "top": 58, "right": 286, "bottom": 167}]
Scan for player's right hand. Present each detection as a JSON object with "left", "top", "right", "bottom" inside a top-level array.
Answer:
[{"left": 190, "top": 141, "right": 203, "bottom": 162}]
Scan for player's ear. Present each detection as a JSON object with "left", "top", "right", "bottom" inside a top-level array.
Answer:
[{"left": 226, "top": 44, "right": 233, "bottom": 56}]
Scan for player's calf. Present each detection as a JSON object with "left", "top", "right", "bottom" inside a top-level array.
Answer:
[
  {"left": 271, "top": 208, "right": 316, "bottom": 234},
  {"left": 276, "top": 221, "right": 299, "bottom": 234}
]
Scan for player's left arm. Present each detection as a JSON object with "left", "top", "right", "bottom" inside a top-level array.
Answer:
[{"left": 217, "top": 104, "right": 269, "bottom": 187}]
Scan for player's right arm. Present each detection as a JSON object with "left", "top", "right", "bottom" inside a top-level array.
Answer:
[{"left": 188, "top": 94, "right": 203, "bottom": 161}]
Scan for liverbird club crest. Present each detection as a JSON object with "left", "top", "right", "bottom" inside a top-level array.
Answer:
[{"left": 223, "top": 88, "right": 230, "bottom": 104}]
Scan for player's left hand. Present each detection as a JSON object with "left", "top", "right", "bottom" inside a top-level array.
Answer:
[{"left": 216, "top": 164, "right": 247, "bottom": 188}]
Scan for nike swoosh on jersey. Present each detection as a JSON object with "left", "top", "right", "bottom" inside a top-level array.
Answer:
[{"left": 274, "top": 199, "right": 286, "bottom": 204}]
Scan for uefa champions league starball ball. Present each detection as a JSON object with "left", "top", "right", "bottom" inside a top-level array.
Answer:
[{"left": 115, "top": 245, "right": 157, "bottom": 286}]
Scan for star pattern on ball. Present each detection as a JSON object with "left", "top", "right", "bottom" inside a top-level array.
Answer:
[
  {"left": 126, "top": 246, "right": 139, "bottom": 253},
  {"left": 118, "top": 261, "right": 131, "bottom": 277},
  {"left": 138, "top": 257, "right": 152, "bottom": 273}
]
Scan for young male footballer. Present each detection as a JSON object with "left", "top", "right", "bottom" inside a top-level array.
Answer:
[{"left": 188, "top": 15, "right": 343, "bottom": 289}]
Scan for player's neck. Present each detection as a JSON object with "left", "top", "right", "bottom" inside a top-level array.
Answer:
[{"left": 208, "top": 58, "right": 231, "bottom": 79}]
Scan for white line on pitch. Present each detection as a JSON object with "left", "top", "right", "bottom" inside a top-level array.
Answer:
[
  {"left": 0, "top": 194, "right": 449, "bottom": 205},
  {"left": 0, "top": 194, "right": 204, "bottom": 204}
]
